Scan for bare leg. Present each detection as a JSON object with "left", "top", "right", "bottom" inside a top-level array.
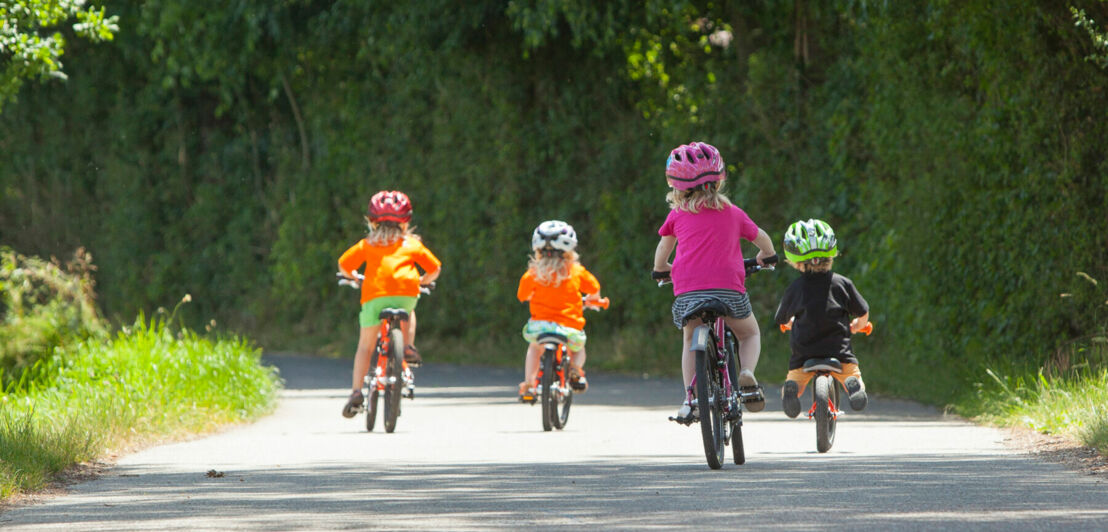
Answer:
[
  {"left": 405, "top": 310, "right": 417, "bottom": 347},
  {"left": 351, "top": 325, "right": 381, "bottom": 391},
  {"left": 681, "top": 319, "right": 702, "bottom": 389},
  {"left": 570, "top": 347, "right": 587, "bottom": 370},
  {"left": 522, "top": 342, "right": 542, "bottom": 390},
  {"left": 724, "top": 314, "right": 761, "bottom": 374}
]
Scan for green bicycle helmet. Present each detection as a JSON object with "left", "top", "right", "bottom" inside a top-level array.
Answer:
[{"left": 783, "top": 219, "right": 838, "bottom": 263}]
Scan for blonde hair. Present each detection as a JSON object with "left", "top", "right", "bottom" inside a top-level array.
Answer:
[
  {"left": 666, "top": 181, "right": 733, "bottom": 213},
  {"left": 789, "top": 257, "right": 834, "bottom": 273},
  {"left": 364, "top": 219, "right": 420, "bottom": 246},
  {"left": 528, "top": 250, "right": 579, "bottom": 286}
]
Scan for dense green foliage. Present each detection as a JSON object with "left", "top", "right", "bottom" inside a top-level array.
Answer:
[
  {"left": 0, "top": 314, "right": 280, "bottom": 498},
  {"left": 1, "top": 1, "right": 1106, "bottom": 409},
  {"left": 0, "top": 0, "right": 119, "bottom": 110}
]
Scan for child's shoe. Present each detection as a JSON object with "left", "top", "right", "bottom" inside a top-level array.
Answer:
[
  {"left": 518, "top": 381, "right": 536, "bottom": 402},
  {"left": 341, "top": 389, "right": 364, "bottom": 418},
  {"left": 404, "top": 345, "right": 423, "bottom": 367},
  {"left": 738, "top": 369, "right": 766, "bottom": 412},
  {"left": 569, "top": 367, "right": 588, "bottom": 393},
  {"left": 672, "top": 401, "right": 698, "bottom": 423},
  {"left": 844, "top": 376, "right": 868, "bottom": 411},
  {"left": 781, "top": 380, "right": 801, "bottom": 418}
]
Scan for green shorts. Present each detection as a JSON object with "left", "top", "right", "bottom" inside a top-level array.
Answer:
[
  {"left": 521, "top": 320, "right": 587, "bottom": 352},
  {"left": 359, "top": 296, "right": 418, "bottom": 328}
]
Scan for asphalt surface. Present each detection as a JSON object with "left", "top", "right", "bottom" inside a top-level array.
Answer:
[{"left": 2, "top": 353, "right": 1106, "bottom": 530}]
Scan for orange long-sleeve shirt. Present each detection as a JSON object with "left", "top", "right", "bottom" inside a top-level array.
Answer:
[
  {"left": 338, "top": 237, "right": 441, "bottom": 304},
  {"left": 517, "top": 263, "right": 600, "bottom": 330}
]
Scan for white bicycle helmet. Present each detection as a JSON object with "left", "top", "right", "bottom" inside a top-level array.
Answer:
[{"left": 531, "top": 220, "right": 578, "bottom": 252}]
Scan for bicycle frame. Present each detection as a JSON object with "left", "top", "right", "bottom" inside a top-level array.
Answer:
[
  {"left": 366, "top": 315, "right": 414, "bottom": 398},
  {"left": 685, "top": 318, "right": 739, "bottom": 420}
]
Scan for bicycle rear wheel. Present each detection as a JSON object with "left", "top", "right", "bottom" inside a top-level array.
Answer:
[
  {"left": 540, "top": 349, "right": 555, "bottom": 432},
  {"left": 814, "top": 375, "right": 836, "bottom": 452},
  {"left": 551, "top": 352, "right": 573, "bottom": 430},
  {"left": 383, "top": 327, "right": 404, "bottom": 433},
  {"left": 695, "top": 340, "right": 724, "bottom": 469}
]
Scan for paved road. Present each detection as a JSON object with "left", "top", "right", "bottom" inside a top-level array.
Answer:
[{"left": 3, "top": 354, "right": 1106, "bottom": 530}]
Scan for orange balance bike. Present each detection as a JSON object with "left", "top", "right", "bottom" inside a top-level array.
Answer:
[
  {"left": 520, "top": 297, "right": 609, "bottom": 431},
  {"left": 779, "top": 319, "right": 872, "bottom": 452},
  {"left": 338, "top": 272, "right": 431, "bottom": 433}
]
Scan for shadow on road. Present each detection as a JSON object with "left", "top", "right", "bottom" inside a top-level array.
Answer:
[{"left": 8, "top": 454, "right": 1106, "bottom": 530}]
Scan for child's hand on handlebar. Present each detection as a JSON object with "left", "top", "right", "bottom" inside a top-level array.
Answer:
[
  {"left": 851, "top": 319, "right": 873, "bottom": 336},
  {"left": 779, "top": 317, "right": 794, "bottom": 333}
]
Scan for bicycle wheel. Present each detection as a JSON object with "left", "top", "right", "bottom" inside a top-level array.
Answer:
[
  {"left": 551, "top": 351, "right": 573, "bottom": 430},
  {"left": 383, "top": 327, "right": 404, "bottom": 433},
  {"left": 732, "top": 421, "right": 745, "bottom": 465},
  {"left": 540, "top": 349, "right": 555, "bottom": 432},
  {"left": 695, "top": 338, "right": 724, "bottom": 469},
  {"left": 365, "top": 389, "right": 379, "bottom": 432},
  {"left": 814, "top": 375, "right": 836, "bottom": 452}
]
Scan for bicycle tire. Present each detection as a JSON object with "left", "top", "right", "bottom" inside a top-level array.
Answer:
[
  {"left": 695, "top": 339, "right": 724, "bottom": 469},
  {"left": 540, "top": 349, "right": 555, "bottom": 432},
  {"left": 724, "top": 335, "right": 745, "bottom": 465},
  {"left": 814, "top": 375, "right": 835, "bottom": 452},
  {"left": 365, "top": 389, "right": 379, "bottom": 432},
  {"left": 552, "top": 350, "right": 573, "bottom": 430},
  {"left": 383, "top": 327, "right": 404, "bottom": 433},
  {"left": 732, "top": 422, "right": 745, "bottom": 465}
]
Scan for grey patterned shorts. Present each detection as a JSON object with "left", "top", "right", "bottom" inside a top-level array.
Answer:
[{"left": 671, "top": 289, "right": 752, "bottom": 328}]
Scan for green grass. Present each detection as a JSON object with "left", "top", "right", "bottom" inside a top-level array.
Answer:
[{"left": 0, "top": 315, "right": 282, "bottom": 499}]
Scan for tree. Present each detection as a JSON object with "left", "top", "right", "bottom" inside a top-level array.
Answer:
[{"left": 0, "top": 0, "right": 118, "bottom": 111}]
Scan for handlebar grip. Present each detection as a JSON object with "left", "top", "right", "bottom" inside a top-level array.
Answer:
[
  {"left": 779, "top": 322, "right": 792, "bottom": 333},
  {"left": 651, "top": 271, "right": 671, "bottom": 280},
  {"left": 591, "top": 297, "right": 610, "bottom": 309},
  {"left": 858, "top": 322, "right": 874, "bottom": 336}
]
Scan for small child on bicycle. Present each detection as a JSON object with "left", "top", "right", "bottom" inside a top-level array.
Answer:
[
  {"left": 338, "top": 190, "right": 441, "bottom": 418},
  {"left": 517, "top": 220, "right": 603, "bottom": 399},
  {"left": 652, "top": 141, "right": 776, "bottom": 421},
  {"left": 774, "top": 219, "right": 869, "bottom": 418}
]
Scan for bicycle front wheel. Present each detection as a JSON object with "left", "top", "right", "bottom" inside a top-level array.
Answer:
[
  {"left": 383, "top": 327, "right": 404, "bottom": 433},
  {"left": 551, "top": 351, "right": 573, "bottom": 430},
  {"left": 540, "top": 349, "right": 555, "bottom": 432},
  {"left": 695, "top": 341, "right": 724, "bottom": 470},
  {"left": 365, "top": 388, "right": 379, "bottom": 432},
  {"left": 814, "top": 375, "right": 836, "bottom": 452}
]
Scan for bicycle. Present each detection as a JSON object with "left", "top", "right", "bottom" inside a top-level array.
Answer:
[
  {"left": 654, "top": 255, "right": 777, "bottom": 469},
  {"left": 779, "top": 319, "right": 873, "bottom": 452},
  {"left": 337, "top": 272, "right": 431, "bottom": 433},
  {"left": 520, "top": 296, "right": 610, "bottom": 432}
]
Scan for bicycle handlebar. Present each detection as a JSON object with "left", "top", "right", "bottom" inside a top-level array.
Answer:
[
  {"left": 336, "top": 272, "right": 434, "bottom": 295},
  {"left": 653, "top": 254, "right": 778, "bottom": 286},
  {"left": 583, "top": 296, "right": 610, "bottom": 311},
  {"left": 779, "top": 319, "right": 873, "bottom": 335}
]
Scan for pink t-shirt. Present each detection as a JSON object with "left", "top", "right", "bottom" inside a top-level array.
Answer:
[{"left": 658, "top": 205, "right": 760, "bottom": 295}]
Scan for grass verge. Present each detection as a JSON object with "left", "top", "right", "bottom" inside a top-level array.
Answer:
[{"left": 0, "top": 316, "right": 282, "bottom": 499}]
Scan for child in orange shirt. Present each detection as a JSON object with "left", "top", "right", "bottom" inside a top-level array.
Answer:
[
  {"left": 517, "top": 220, "right": 603, "bottom": 398},
  {"left": 338, "top": 191, "right": 441, "bottom": 418}
]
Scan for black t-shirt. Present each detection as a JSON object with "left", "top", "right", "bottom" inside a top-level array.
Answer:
[{"left": 774, "top": 271, "right": 869, "bottom": 370}]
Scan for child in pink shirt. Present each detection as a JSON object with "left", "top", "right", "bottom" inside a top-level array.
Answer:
[{"left": 652, "top": 142, "right": 776, "bottom": 422}]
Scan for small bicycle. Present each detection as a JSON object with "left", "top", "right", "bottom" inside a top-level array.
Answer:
[
  {"left": 654, "top": 255, "right": 777, "bottom": 469},
  {"left": 779, "top": 319, "right": 873, "bottom": 452},
  {"left": 338, "top": 272, "right": 431, "bottom": 433},
  {"left": 520, "top": 296, "right": 609, "bottom": 432}
]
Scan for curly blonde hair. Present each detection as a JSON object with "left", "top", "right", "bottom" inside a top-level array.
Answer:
[
  {"left": 364, "top": 220, "right": 420, "bottom": 246},
  {"left": 666, "top": 181, "right": 733, "bottom": 213},
  {"left": 528, "top": 250, "right": 579, "bottom": 286}
]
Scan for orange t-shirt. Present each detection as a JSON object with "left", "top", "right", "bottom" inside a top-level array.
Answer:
[
  {"left": 517, "top": 263, "right": 600, "bottom": 330},
  {"left": 338, "top": 237, "right": 441, "bottom": 304}
]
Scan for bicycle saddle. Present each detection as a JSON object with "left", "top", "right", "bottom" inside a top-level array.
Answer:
[
  {"left": 802, "top": 357, "right": 843, "bottom": 373},
  {"left": 680, "top": 298, "right": 729, "bottom": 324},
  {"left": 377, "top": 308, "right": 410, "bottom": 321},
  {"left": 536, "top": 333, "right": 568, "bottom": 345}
]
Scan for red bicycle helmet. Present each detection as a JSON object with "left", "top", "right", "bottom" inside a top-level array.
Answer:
[
  {"left": 665, "top": 142, "right": 725, "bottom": 190},
  {"left": 368, "top": 191, "right": 412, "bottom": 223}
]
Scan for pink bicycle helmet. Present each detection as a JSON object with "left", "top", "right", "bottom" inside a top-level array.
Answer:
[
  {"left": 665, "top": 142, "right": 725, "bottom": 190},
  {"left": 368, "top": 191, "right": 412, "bottom": 223}
]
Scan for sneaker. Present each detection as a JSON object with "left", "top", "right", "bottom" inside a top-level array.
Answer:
[
  {"left": 782, "top": 380, "right": 801, "bottom": 418},
  {"left": 738, "top": 369, "right": 765, "bottom": 412},
  {"left": 569, "top": 367, "right": 588, "bottom": 392},
  {"left": 844, "top": 376, "right": 868, "bottom": 411},
  {"left": 404, "top": 345, "right": 423, "bottom": 367},
  {"left": 518, "top": 381, "right": 536, "bottom": 402},
  {"left": 342, "top": 389, "right": 364, "bottom": 418},
  {"left": 673, "top": 401, "right": 698, "bottom": 423}
]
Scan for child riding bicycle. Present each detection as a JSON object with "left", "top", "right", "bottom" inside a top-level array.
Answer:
[
  {"left": 517, "top": 220, "right": 603, "bottom": 400},
  {"left": 652, "top": 142, "right": 776, "bottom": 422},
  {"left": 774, "top": 219, "right": 869, "bottom": 418},
  {"left": 338, "top": 190, "right": 441, "bottom": 418}
]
